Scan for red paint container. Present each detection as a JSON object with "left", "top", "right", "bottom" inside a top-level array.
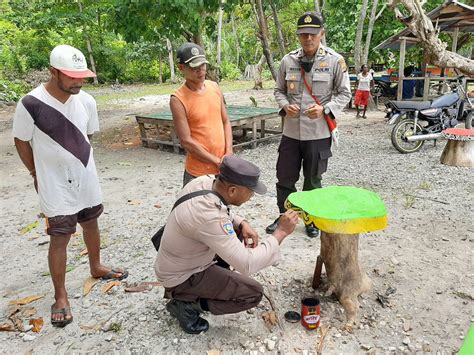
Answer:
[{"left": 301, "top": 297, "right": 320, "bottom": 330}]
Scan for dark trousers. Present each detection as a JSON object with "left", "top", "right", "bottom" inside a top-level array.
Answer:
[
  {"left": 164, "top": 265, "right": 263, "bottom": 315},
  {"left": 276, "top": 135, "right": 332, "bottom": 213}
]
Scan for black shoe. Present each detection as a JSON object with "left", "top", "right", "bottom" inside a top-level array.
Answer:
[
  {"left": 166, "top": 299, "right": 209, "bottom": 334},
  {"left": 265, "top": 217, "right": 280, "bottom": 234},
  {"left": 305, "top": 225, "right": 321, "bottom": 238}
]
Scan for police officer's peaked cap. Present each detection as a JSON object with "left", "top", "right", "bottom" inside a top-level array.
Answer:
[
  {"left": 297, "top": 12, "right": 324, "bottom": 35},
  {"left": 218, "top": 155, "right": 267, "bottom": 195},
  {"left": 177, "top": 42, "right": 209, "bottom": 68}
]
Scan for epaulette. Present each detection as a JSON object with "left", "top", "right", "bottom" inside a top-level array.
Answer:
[{"left": 322, "top": 46, "right": 339, "bottom": 57}]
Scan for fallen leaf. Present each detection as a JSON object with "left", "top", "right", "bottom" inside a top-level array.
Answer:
[
  {"left": 83, "top": 277, "right": 99, "bottom": 296},
  {"left": 154, "top": 203, "right": 162, "bottom": 208},
  {"left": 9, "top": 294, "right": 45, "bottom": 305},
  {"left": 7, "top": 306, "right": 21, "bottom": 318},
  {"left": 127, "top": 199, "right": 142, "bottom": 205},
  {"left": 124, "top": 281, "right": 160, "bottom": 293},
  {"left": 101, "top": 281, "right": 121, "bottom": 294},
  {"left": 261, "top": 311, "right": 278, "bottom": 328},
  {"left": 21, "top": 307, "right": 37, "bottom": 318},
  {"left": 20, "top": 221, "right": 39, "bottom": 235},
  {"left": 0, "top": 323, "right": 15, "bottom": 331},
  {"left": 79, "top": 323, "right": 100, "bottom": 331},
  {"left": 29, "top": 318, "right": 44, "bottom": 333},
  {"left": 79, "top": 248, "right": 88, "bottom": 256},
  {"left": 27, "top": 233, "right": 40, "bottom": 241},
  {"left": 9, "top": 316, "right": 24, "bottom": 331}
]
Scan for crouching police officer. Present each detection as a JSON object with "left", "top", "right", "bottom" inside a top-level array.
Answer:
[
  {"left": 155, "top": 155, "right": 299, "bottom": 334},
  {"left": 266, "top": 12, "right": 351, "bottom": 238}
]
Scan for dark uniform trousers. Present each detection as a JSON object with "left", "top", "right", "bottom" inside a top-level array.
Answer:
[
  {"left": 276, "top": 135, "right": 332, "bottom": 213},
  {"left": 164, "top": 265, "right": 263, "bottom": 315}
]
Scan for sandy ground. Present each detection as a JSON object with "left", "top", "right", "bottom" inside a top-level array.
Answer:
[{"left": 0, "top": 85, "right": 472, "bottom": 354}]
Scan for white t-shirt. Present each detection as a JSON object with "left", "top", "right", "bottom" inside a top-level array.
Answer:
[
  {"left": 357, "top": 72, "right": 373, "bottom": 91},
  {"left": 12, "top": 84, "right": 102, "bottom": 217}
]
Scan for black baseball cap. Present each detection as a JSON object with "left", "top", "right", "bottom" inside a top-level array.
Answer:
[
  {"left": 176, "top": 42, "right": 209, "bottom": 68},
  {"left": 218, "top": 155, "right": 267, "bottom": 195},
  {"left": 297, "top": 12, "right": 324, "bottom": 35}
]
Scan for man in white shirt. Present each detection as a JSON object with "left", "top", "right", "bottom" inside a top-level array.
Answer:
[{"left": 13, "top": 45, "right": 128, "bottom": 327}]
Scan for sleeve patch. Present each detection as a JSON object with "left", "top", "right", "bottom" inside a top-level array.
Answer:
[
  {"left": 220, "top": 220, "right": 235, "bottom": 235},
  {"left": 338, "top": 58, "right": 347, "bottom": 73}
]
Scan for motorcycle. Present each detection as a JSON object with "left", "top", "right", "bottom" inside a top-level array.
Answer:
[{"left": 385, "top": 77, "right": 473, "bottom": 154}]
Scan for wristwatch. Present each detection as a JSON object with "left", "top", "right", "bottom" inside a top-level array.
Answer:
[{"left": 323, "top": 106, "right": 331, "bottom": 115}]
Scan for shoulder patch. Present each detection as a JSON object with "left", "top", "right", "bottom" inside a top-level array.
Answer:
[
  {"left": 338, "top": 58, "right": 348, "bottom": 73},
  {"left": 220, "top": 219, "right": 235, "bottom": 236}
]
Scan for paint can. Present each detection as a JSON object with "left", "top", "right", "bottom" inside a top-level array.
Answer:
[{"left": 301, "top": 297, "right": 320, "bottom": 330}]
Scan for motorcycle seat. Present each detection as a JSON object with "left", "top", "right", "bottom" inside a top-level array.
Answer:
[{"left": 391, "top": 101, "right": 431, "bottom": 111}]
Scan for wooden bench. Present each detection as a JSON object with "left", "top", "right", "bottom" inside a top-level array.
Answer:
[{"left": 135, "top": 105, "right": 282, "bottom": 153}]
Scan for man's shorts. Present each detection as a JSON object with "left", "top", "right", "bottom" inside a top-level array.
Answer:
[{"left": 45, "top": 204, "right": 104, "bottom": 237}]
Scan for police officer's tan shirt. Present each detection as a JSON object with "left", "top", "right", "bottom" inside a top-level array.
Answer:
[
  {"left": 155, "top": 175, "right": 282, "bottom": 288},
  {"left": 274, "top": 45, "right": 351, "bottom": 141}
]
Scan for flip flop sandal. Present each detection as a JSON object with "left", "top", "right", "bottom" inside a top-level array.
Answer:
[
  {"left": 51, "top": 306, "right": 73, "bottom": 328},
  {"left": 100, "top": 268, "right": 129, "bottom": 281}
]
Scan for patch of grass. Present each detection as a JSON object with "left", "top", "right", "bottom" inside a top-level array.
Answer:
[
  {"left": 110, "top": 322, "right": 122, "bottom": 332},
  {"left": 85, "top": 80, "right": 274, "bottom": 106},
  {"left": 41, "top": 265, "right": 75, "bottom": 277},
  {"left": 100, "top": 234, "right": 109, "bottom": 249},
  {"left": 418, "top": 181, "right": 432, "bottom": 191},
  {"left": 404, "top": 194, "right": 416, "bottom": 208}
]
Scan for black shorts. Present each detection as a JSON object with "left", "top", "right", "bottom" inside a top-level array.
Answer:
[{"left": 45, "top": 204, "right": 104, "bottom": 237}]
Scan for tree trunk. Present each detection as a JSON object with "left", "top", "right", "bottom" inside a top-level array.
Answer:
[
  {"left": 158, "top": 52, "right": 163, "bottom": 84},
  {"left": 440, "top": 139, "right": 474, "bottom": 168},
  {"left": 193, "top": 33, "right": 204, "bottom": 47},
  {"left": 270, "top": 0, "right": 286, "bottom": 58},
  {"left": 354, "top": 0, "right": 369, "bottom": 73},
  {"left": 314, "top": 0, "right": 321, "bottom": 13},
  {"left": 389, "top": 0, "right": 474, "bottom": 76},
  {"left": 217, "top": 4, "right": 223, "bottom": 71},
  {"left": 253, "top": 54, "right": 266, "bottom": 90},
  {"left": 166, "top": 38, "right": 175, "bottom": 83},
  {"left": 254, "top": 0, "right": 277, "bottom": 81},
  {"left": 362, "top": 0, "right": 379, "bottom": 66},
  {"left": 230, "top": 12, "right": 241, "bottom": 68},
  {"left": 77, "top": 0, "right": 98, "bottom": 84},
  {"left": 318, "top": 232, "right": 372, "bottom": 323}
]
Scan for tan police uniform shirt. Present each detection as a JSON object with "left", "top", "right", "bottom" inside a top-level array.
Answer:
[
  {"left": 274, "top": 45, "right": 351, "bottom": 141},
  {"left": 155, "top": 175, "right": 282, "bottom": 288}
]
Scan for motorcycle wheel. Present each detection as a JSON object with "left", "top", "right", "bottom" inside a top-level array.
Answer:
[
  {"left": 465, "top": 111, "right": 473, "bottom": 129},
  {"left": 391, "top": 119, "right": 425, "bottom": 154}
]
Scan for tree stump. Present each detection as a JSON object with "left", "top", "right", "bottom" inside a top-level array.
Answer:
[
  {"left": 285, "top": 186, "right": 387, "bottom": 324},
  {"left": 318, "top": 232, "right": 372, "bottom": 324},
  {"left": 440, "top": 128, "right": 474, "bottom": 168}
]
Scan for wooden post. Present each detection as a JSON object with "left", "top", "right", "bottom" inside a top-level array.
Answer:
[
  {"left": 397, "top": 38, "right": 406, "bottom": 101},
  {"left": 452, "top": 27, "right": 459, "bottom": 52}
]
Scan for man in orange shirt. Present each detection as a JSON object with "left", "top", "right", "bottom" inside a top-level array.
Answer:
[{"left": 171, "top": 43, "right": 233, "bottom": 186}]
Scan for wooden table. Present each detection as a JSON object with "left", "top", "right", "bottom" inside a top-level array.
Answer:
[{"left": 135, "top": 105, "right": 282, "bottom": 153}]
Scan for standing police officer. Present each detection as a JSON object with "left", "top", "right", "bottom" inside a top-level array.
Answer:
[{"left": 266, "top": 12, "right": 351, "bottom": 238}]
